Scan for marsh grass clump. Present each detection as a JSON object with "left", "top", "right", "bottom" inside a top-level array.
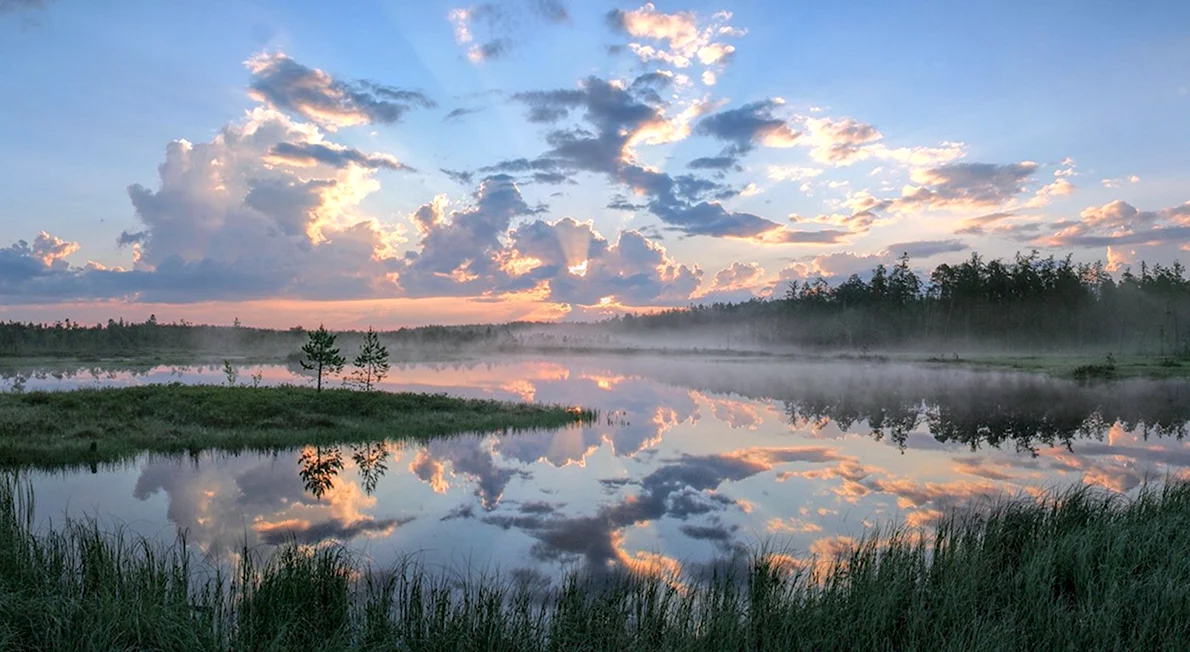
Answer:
[
  {"left": 4, "top": 477, "right": 1190, "bottom": 650},
  {"left": 1073, "top": 353, "right": 1119, "bottom": 380}
]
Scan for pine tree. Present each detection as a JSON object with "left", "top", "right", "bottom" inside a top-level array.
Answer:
[
  {"left": 347, "top": 326, "right": 390, "bottom": 391},
  {"left": 300, "top": 325, "right": 345, "bottom": 392}
]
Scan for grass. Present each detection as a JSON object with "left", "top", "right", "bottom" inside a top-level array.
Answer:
[
  {"left": 0, "top": 384, "right": 594, "bottom": 469},
  {"left": 914, "top": 352, "right": 1190, "bottom": 379},
  {"left": 2, "top": 478, "right": 1190, "bottom": 649}
]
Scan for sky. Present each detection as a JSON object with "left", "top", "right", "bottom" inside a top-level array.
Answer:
[{"left": 2, "top": 0, "right": 1189, "bottom": 328}]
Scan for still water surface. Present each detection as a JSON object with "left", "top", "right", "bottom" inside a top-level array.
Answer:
[{"left": 7, "top": 355, "right": 1190, "bottom": 581}]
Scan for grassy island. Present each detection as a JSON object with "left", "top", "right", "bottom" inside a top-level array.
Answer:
[{"left": 0, "top": 385, "right": 594, "bottom": 468}]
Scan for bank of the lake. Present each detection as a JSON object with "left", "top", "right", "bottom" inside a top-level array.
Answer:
[
  {"left": 2, "top": 478, "right": 1189, "bottom": 650},
  {"left": 0, "top": 385, "right": 594, "bottom": 468},
  {"left": 909, "top": 352, "right": 1190, "bottom": 380}
]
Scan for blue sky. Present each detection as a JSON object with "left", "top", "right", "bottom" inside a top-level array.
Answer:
[{"left": 2, "top": 0, "right": 1188, "bottom": 327}]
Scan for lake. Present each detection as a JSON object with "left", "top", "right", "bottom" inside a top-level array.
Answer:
[{"left": 5, "top": 354, "right": 1190, "bottom": 582}]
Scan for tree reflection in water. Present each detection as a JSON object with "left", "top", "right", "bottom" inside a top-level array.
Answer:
[
  {"left": 351, "top": 442, "right": 390, "bottom": 496},
  {"left": 781, "top": 374, "right": 1190, "bottom": 454},
  {"left": 298, "top": 446, "right": 343, "bottom": 499},
  {"left": 298, "top": 442, "right": 390, "bottom": 499}
]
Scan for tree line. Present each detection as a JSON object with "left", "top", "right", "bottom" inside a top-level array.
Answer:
[
  {"left": 3, "top": 250, "right": 1189, "bottom": 355},
  {"left": 615, "top": 252, "right": 1190, "bottom": 354}
]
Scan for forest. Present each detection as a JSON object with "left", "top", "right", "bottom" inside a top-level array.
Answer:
[{"left": 616, "top": 252, "right": 1190, "bottom": 354}]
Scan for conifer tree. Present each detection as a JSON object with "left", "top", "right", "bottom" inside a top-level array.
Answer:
[
  {"left": 300, "top": 325, "right": 345, "bottom": 392},
  {"left": 347, "top": 326, "right": 390, "bottom": 391}
]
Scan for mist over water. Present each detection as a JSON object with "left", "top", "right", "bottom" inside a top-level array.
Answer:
[{"left": 8, "top": 355, "right": 1190, "bottom": 582}]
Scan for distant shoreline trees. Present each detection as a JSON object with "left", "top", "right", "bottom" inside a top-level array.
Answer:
[
  {"left": 614, "top": 252, "right": 1190, "bottom": 354},
  {"left": 0, "top": 250, "right": 1188, "bottom": 356}
]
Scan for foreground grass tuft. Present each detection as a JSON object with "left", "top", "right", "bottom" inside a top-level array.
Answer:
[
  {"left": 3, "top": 478, "right": 1190, "bottom": 650},
  {"left": 0, "top": 384, "right": 594, "bottom": 468}
]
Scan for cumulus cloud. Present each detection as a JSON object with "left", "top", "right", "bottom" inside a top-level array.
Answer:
[
  {"left": 1025, "top": 177, "right": 1074, "bottom": 208},
  {"left": 506, "top": 218, "right": 702, "bottom": 305},
  {"left": 694, "top": 261, "right": 767, "bottom": 301},
  {"left": 0, "top": 232, "right": 84, "bottom": 299},
  {"left": 789, "top": 211, "right": 883, "bottom": 236},
  {"left": 398, "top": 174, "right": 545, "bottom": 297},
  {"left": 3, "top": 108, "right": 409, "bottom": 303},
  {"left": 246, "top": 52, "right": 435, "bottom": 129},
  {"left": 606, "top": 3, "right": 742, "bottom": 80},
  {"left": 895, "top": 162, "right": 1039, "bottom": 212},
  {"left": 800, "top": 116, "right": 965, "bottom": 167},
  {"left": 803, "top": 117, "right": 881, "bottom": 165},
  {"left": 396, "top": 177, "right": 704, "bottom": 307},
  {"left": 1041, "top": 199, "right": 1190, "bottom": 248},
  {"left": 1101, "top": 175, "right": 1140, "bottom": 188}
]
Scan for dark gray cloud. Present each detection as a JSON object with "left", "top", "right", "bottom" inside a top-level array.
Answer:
[
  {"left": 507, "top": 77, "right": 824, "bottom": 243},
  {"left": 884, "top": 239, "right": 968, "bottom": 259},
  {"left": 258, "top": 516, "right": 413, "bottom": 545},
  {"left": 441, "top": 504, "right": 477, "bottom": 521},
  {"left": 268, "top": 142, "right": 412, "bottom": 171},
  {"left": 246, "top": 52, "right": 435, "bottom": 128},
  {"left": 695, "top": 100, "right": 800, "bottom": 157},
  {"left": 441, "top": 168, "right": 475, "bottom": 185},
  {"left": 679, "top": 522, "right": 739, "bottom": 542},
  {"left": 1047, "top": 226, "right": 1190, "bottom": 248},
  {"left": 444, "top": 106, "right": 486, "bottom": 121},
  {"left": 607, "top": 197, "right": 644, "bottom": 211},
  {"left": 687, "top": 156, "right": 739, "bottom": 171},
  {"left": 452, "top": 1, "right": 571, "bottom": 62},
  {"left": 518, "top": 501, "right": 562, "bottom": 515},
  {"left": 479, "top": 157, "right": 567, "bottom": 174},
  {"left": 512, "top": 88, "right": 587, "bottom": 123},
  {"left": 897, "top": 162, "right": 1039, "bottom": 211},
  {"left": 478, "top": 446, "right": 842, "bottom": 571},
  {"left": 532, "top": 171, "right": 572, "bottom": 185},
  {"left": 473, "top": 38, "right": 511, "bottom": 61},
  {"left": 629, "top": 71, "right": 673, "bottom": 104}
]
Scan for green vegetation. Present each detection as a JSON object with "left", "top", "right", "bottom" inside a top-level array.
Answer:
[
  {"left": 0, "top": 385, "right": 593, "bottom": 469},
  {"left": 626, "top": 253, "right": 1190, "bottom": 354},
  {"left": 300, "top": 324, "right": 347, "bottom": 392},
  {"left": 913, "top": 352, "right": 1190, "bottom": 379},
  {"left": 3, "top": 478, "right": 1190, "bottom": 650},
  {"left": 346, "top": 326, "right": 390, "bottom": 391}
]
